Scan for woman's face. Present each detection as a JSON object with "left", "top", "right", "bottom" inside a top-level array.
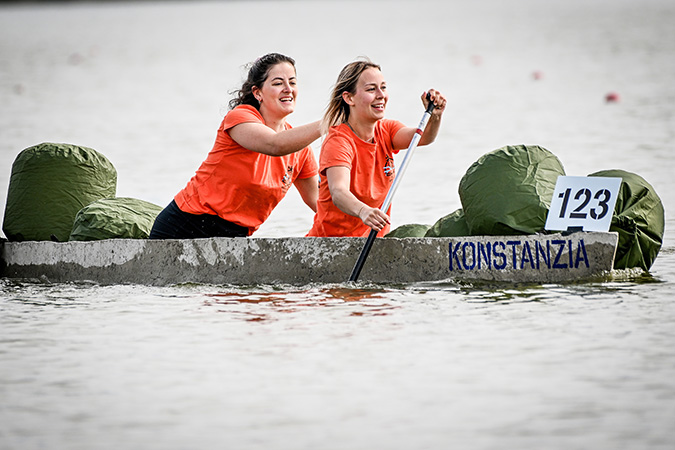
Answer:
[
  {"left": 344, "top": 67, "right": 388, "bottom": 123},
  {"left": 254, "top": 62, "right": 297, "bottom": 119}
]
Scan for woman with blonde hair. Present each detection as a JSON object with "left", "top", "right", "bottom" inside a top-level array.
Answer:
[{"left": 307, "top": 58, "right": 446, "bottom": 237}]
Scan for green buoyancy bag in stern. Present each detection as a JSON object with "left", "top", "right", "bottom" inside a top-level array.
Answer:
[
  {"left": 385, "top": 223, "right": 431, "bottom": 238},
  {"left": 2, "top": 143, "right": 117, "bottom": 242},
  {"left": 589, "top": 169, "right": 664, "bottom": 271},
  {"left": 459, "top": 144, "right": 566, "bottom": 235},
  {"left": 424, "top": 208, "right": 470, "bottom": 237},
  {"left": 69, "top": 197, "right": 163, "bottom": 241}
]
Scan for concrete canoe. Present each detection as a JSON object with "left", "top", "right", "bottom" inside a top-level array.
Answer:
[{"left": 0, "top": 232, "right": 618, "bottom": 286}]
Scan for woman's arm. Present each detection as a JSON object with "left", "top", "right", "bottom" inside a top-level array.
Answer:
[
  {"left": 391, "top": 89, "right": 446, "bottom": 149},
  {"left": 228, "top": 120, "right": 321, "bottom": 157},
  {"left": 325, "top": 166, "right": 390, "bottom": 232},
  {"left": 294, "top": 175, "right": 319, "bottom": 213}
]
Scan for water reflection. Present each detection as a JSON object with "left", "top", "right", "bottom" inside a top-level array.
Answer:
[
  {"left": 202, "top": 285, "right": 403, "bottom": 321},
  {"left": 0, "top": 278, "right": 95, "bottom": 308},
  {"left": 405, "top": 266, "right": 664, "bottom": 304}
]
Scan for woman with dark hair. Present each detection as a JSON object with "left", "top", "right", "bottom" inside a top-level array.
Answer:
[
  {"left": 307, "top": 58, "right": 446, "bottom": 237},
  {"left": 150, "top": 53, "right": 320, "bottom": 239}
]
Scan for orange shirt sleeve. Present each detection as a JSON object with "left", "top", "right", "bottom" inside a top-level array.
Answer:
[
  {"left": 221, "top": 105, "right": 263, "bottom": 133},
  {"left": 318, "top": 131, "right": 355, "bottom": 175},
  {"left": 296, "top": 146, "right": 319, "bottom": 179}
]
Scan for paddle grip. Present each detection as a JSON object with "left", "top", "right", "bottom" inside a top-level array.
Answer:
[{"left": 425, "top": 92, "right": 436, "bottom": 114}]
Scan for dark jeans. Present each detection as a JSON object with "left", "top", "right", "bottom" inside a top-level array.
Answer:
[{"left": 149, "top": 200, "right": 249, "bottom": 239}]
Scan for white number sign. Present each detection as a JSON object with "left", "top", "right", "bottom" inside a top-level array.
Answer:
[{"left": 545, "top": 176, "right": 622, "bottom": 232}]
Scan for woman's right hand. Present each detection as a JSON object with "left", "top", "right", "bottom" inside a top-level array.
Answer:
[{"left": 358, "top": 205, "right": 390, "bottom": 231}]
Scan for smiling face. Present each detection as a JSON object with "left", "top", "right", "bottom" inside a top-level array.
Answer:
[
  {"left": 343, "top": 67, "right": 388, "bottom": 124},
  {"left": 253, "top": 62, "right": 297, "bottom": 121}
]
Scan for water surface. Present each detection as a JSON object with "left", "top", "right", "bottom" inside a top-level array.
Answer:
[{"left": 1, "top": 1, "right": 674, "bottom": 449}]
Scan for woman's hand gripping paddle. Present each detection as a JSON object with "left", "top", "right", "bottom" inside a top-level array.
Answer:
[{"left": 348, "top": 95, "right": 436, "bottom": 282}]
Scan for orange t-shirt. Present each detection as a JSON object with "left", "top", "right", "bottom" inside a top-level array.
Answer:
[
  {"left": 307, "top": 119, "right": 405, "bottom": 237},
  {"left": 174, "top": 105, "right": 318, "bottom": 235}
]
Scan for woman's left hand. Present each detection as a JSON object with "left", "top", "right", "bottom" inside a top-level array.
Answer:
[{"left": 422, "top": 89, "right": 446, "bottom": 116}]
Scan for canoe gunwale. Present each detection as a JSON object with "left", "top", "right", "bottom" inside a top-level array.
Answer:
[{"left": 1, "top": 232, "right": 619, "bottom": 286}]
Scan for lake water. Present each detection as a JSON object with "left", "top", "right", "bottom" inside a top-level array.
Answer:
[{"left": 1, "top": 0, "right": 674, "bottom": 449}]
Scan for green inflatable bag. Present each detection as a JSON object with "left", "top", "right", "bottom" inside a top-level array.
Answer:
[
  {"left": 3, "top": 143, "right": 117, "bottom": 242},
  {"left": 589, "top": 169, "right": 664, "bottom": 271},
  {"left": 385, "top": 223, "right": 431, "bottom": 238},
  {"left": 69, "top": 197, "right": 163, "bottom": 241},
  {"left": 459, "top": 144, "right": 565, "bottom": 235},
  {"left": 424, "top": 209, "right": 470, "bottom": 237}
]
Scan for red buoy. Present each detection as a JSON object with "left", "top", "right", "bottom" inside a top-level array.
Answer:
[{"left": 605, "top": 92, "right": 620, "bottom": 103}]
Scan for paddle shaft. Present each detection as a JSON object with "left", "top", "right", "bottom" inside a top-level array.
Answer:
[{"left": 348, "top": 98, "right": 436, "bottom": 282}]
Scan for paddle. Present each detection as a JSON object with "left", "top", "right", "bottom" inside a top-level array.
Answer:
[{"left": 348, "top": 94, "right": 436, "bottom": 282}]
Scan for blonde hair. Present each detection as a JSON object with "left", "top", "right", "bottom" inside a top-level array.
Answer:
[{"left": 321, "top": 58, "right": 381, "bottom": 135}]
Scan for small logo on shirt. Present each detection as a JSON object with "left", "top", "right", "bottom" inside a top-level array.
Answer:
[
  {"left": 281, "top": 165, "right": 294, "bottom": 192},
  {"left": 384, "top": 156, "right": 395, "bottom": 177}
]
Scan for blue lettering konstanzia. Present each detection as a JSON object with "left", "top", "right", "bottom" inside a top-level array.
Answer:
[{"left": 448, "top": 238, "right": 589, "bottom": 271}]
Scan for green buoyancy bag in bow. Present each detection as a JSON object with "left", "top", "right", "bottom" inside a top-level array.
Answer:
[
  {"left": 385, "top": 223, "right": 431, "bottom": 238},
  {"left": 3, "top": 143, "right": 117, "bottom": 242},
  {"left": 589, "top": 169, "right": 664, "bottom": 271},
  {"left": 69, "top": 197, "right": 163, "bottom": 241},
  {"left": 459, "top": 144, "right": 565, "bottom": 235},
  {"left": 424, "top": 208, "right": 470, "bottom": 237}
]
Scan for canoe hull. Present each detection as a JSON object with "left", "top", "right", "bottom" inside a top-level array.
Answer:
[{"left": 1, "top": 232, "right": 618, "bottom": 285}]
